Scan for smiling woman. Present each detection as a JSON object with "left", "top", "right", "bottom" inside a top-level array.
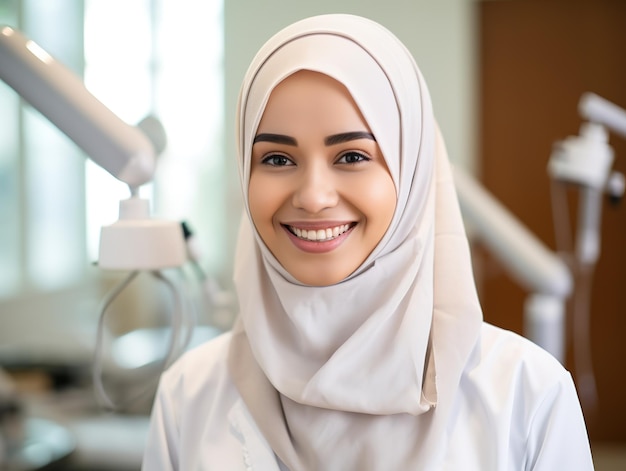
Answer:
[
  {"left": 248, "top": 70, "right": 396, "bottom": 286},
  {"left": 142, "top": 14, "right": 593, "bottom": 471}
]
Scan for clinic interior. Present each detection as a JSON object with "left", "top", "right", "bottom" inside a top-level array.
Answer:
[{"left": 0, "top": 0, "right": 624, "bottom": 469}]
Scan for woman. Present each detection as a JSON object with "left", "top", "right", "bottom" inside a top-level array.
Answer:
[{"left": 143, "top": 14, "right": 593, "bottom": 470}]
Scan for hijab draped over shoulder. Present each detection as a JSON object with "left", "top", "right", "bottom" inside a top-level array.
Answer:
[{"left": 228, "top": 13, "right": 483, "bottom": 470}]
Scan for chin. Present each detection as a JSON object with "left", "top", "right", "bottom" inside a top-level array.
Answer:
[{"left": 290, "top": 267, "right": 353, "bottom": 287}]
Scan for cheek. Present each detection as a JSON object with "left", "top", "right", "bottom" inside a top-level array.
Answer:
[
  {"left": 248, "top": 174, "right": 281, "bottom": 231},
  {"left": 356, "top": 172, "right": 397, "bottom": 229},
  {"left": 374, "top": 186, "right": 397, "bottom": 238}
]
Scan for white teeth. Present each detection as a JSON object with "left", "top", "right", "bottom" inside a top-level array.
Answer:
[{"left": 290, "top": 224, "right": 351, "bottom": 242}]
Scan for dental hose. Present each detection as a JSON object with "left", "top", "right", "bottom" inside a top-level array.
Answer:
[{"left": 92, "top": 269, "right": 190, "bottom": 411}]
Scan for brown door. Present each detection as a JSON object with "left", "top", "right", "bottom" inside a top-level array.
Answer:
[{"left": 478, "top": 0, "right": 626, "bottom": 442}]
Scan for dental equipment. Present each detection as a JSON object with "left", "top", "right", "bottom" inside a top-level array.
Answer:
[
  {"left": 453, "top": 167, "right": 572, "bottom": 363},
  {"left": 548, "top": 92, "right": 625, "bottom": 414},
  {"left": 0, "top": 25, "right": 187, "bottom": 271},
  {"left": 549, "top": 93, "right": 626, "bottom": 266},
  {"left": 455, "top": 93, "right": 624, "bottom": 381},
  {"left": 0, "top": 25, "right": 192, "bottom": 409}
]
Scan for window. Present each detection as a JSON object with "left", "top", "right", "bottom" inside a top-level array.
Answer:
[{"left": 0, "top": 0, "right": 224, "bottom": 299}]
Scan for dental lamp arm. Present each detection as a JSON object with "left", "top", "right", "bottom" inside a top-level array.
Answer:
[
  {"left": 0, "top": 25, "right": 155, "bottom": 189},
  {"left": 453, "top": 167, "right": 572, "bottom": 297},
  {"left": 0, "top": 25, "right": 186, "bottom": 270},
  {"left": 453, "top": 166, "right": 572, "bottom": 362},
  {"left": 0, "top": 25, "right": 203, "bottom": 411}
]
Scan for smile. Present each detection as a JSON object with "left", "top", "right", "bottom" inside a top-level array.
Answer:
[{"left": 287, "top": 223, "right": 352, "bottom": 242}]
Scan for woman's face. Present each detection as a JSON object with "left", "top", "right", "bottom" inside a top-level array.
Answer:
[{"left": 248, "top": 71, "right": 397, "bottom": 286}]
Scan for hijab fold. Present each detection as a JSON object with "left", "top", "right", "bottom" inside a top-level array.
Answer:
[{"left": 228, "top": 14, "right": 482, "bottom": 470}]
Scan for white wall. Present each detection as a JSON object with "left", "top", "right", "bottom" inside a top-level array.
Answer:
[{"left": 222, "top": 0, "right": 477, "bottom": 274}]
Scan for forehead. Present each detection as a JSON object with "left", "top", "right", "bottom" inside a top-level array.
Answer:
[{"left": 256, "top": 70, "right": 371, "bottom": 135}]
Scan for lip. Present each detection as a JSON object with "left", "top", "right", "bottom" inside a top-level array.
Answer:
[
  {"left": 281, "top": 222, "right": 355, "bottom": 254},
  {"left": 282, "top": 220, "right": 354, "bottom": 230}
]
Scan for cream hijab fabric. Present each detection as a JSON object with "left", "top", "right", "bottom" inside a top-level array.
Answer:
[{"left": 228, "top": 14, "right": 482, "bottom": 469}]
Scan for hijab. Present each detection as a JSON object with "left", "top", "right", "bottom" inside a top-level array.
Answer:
[{"left": 228, "top": 13, "right": 482, "bottom": 470}]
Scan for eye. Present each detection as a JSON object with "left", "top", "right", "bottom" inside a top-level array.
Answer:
[
  {"left": 261, "top": 153, "right": 294, "bottom": 167},
  {"left": 336, "top": 151, "right": 370, "bottom": 165}
]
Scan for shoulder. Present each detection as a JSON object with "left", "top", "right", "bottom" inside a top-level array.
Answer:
[
  {"left": 144, "top": 333, "right": 255, "bottom": 469},
  {"left": 158, "top": 330, "right": 236, "bottom": 403},
  {"left": 478, "top": 324, "right": 593, "bottom": 470},
  {"left": 151, "top": 331, "right": 242, "bottom": 445},
  {"left": 452, "top": 323, "right": 593, "bottom": 467},
  {"left": 167, "top": 329, "right": 232, "bottom": 374},
  {"left": 465, "top": 322, "right": 576, "bottom": 416},
  {"left": 461, "top": 323, "right": 592, "bottom": 468},
  {"left": 460, "top": 323, "right": 581, "bottom": 439},
  {"left": 472, "top": 322, "right": 569, "bottom": 386}
]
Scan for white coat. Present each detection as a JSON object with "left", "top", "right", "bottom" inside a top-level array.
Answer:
[{"left": 142, "top": 323, "right": 594, "bottom": 470}]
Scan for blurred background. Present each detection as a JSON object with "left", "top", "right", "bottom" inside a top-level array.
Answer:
[{"left": 0, "top": 0, "right": 624, "bottom": 469}]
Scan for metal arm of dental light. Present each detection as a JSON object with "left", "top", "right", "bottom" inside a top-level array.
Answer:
[
  {"left": 0, "top": 25, "right": 186, "bottom": 270},
  {"left": 453, "top": 167, "right": 572, "bottom": 362}
]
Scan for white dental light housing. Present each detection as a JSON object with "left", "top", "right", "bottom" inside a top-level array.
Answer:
[
  {"left": 99, "top": 197, "right": 187, "bottom": 270},
  {"left": 0, "top": 25, "right": 187, "bottom": 270}
]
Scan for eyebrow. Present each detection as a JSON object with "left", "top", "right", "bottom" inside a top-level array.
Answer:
[
  {"left": 252, "top": 131, "right": 377, "bottom": 147},
  {"left": 324, "top": 131, "right": 376, "bottom": 146},
  {"left": 253, "top": 133, "right": 297, "bottom": 145}
]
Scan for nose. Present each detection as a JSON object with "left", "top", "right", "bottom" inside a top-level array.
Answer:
[{"left": 292, "top": 164, "right": 338, "bottom": 213}]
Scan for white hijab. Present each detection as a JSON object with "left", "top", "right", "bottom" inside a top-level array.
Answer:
[{"left": 228, "top": 14, "right": 482, "bottom": 470}]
